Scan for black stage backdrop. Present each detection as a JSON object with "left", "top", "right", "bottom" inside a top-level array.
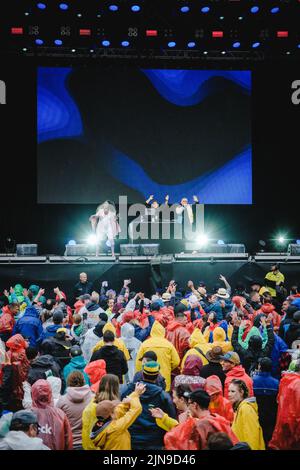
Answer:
[{"left": 0, "top": 58, "right": 299, "bottom": 255}]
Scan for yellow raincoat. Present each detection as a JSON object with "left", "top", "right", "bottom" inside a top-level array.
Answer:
[
  {"left": 92, "top": 322, "right": 130, "bottom": 360},
  {"left": 231, "top": 398, "right": 265, "bottom": 450},
  {"left": 135, "top": 321, "right": 180, "bottom": 392},
  {"left": 208, "top": 327, "right": 233, "bottom": 353},
  {"left": 82, "top": 392, "right": 138, "bottom": 450},
  {"left": 181, "top": 329, "right": 211, "bottom": 371},
  {"left": 92, "top": 392, "right": 142, "bottom": 450}
]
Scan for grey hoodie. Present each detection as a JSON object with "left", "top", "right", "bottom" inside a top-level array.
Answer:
[{"left": 0, "top": 431, "right": 50, "bottom": 450}]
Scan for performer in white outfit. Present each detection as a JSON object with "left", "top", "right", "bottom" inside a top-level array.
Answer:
[{"left": 89, "top": 201, "right": 120, "bottom": 257}]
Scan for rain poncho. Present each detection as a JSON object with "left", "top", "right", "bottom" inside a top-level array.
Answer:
[
  {"left": 224, "top": 365, "right": 254, "bottom": 399},
  {"left": 239, "top": 325, "right": 268, "bottom": 349},
  {"left": 120, "top": 323, "right": 141, "bottom": 382},
  {"left": 210, "top": 327, "right": 233, "bottom": 353},
  {"left": 205, "top": 375, "right": 234, "bottom": 423},
  {"left": 231, "top": 397, "right": 265, "bottom": 450},
  {"left": 6, "top": 334, "right": 30, "bottom": 402},
  {"left": 84, "top": 360, "right": 107, "bottom": 393},
  {"left": 63, "top": 356, "right": 91, "bottom": 386},
  {"left": 269, "top": 372, "right": 300, "bottom": 450},
  {"left": 174, "top": 355, "right": 206, "bottom": 391},
  {"left": 31, "top": 379, "right": 73, "bottom": 450},
  {"left": 12, "top": 305, "right": 44, "bottom": 348},
  {"left": 181, "top": 329, "right": 211, "bottom": 371},
  {"left": 166, "top": 320, "right": 190, "bottom": 361},
  {"left": 135, "top": 321, "right": 180, "bottom": 392}
]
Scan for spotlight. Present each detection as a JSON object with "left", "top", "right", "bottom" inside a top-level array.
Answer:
[
  {"left": 250, "top": 6, "right": 259, "bottom": 14},
  {"left": 102, "top": 40, "right": 110, "bottom": 47},
  {"left": 197, "top": 234, "right": 209, "bottom": 247},
  {"left": 121, "top": 40, "right": 130, "bottom": 47},
  {"left": 37, "top": 2, "right": 46, "bottom": 9},
  {"left": 252, "top": 42, "right": 260, "bottom": 48},
  {"left": 180, "top": 6, "right": 190, "bottom": 13},
  {"left": 296, "top": 240, "right": 300, "bottom": 245},
  {"left": 131, "top": 5, "right": 141, "bottom": 12},
  {"left": 233, "top": 42, "right": 241, "bottom": 48},
  {"left": 271, "top": 7, "right": 280, "bottom": 14},
  {"left": 168, "top": 41, "right": 176, "bottom": 48},
  {"left": 221, "top": 51, "right": 226, "bottom": 55},
  {"left": 35, "top": 39, "right": 44, "bottom": 45},
  {"left": 187, "top": 41, "right": 196, "bottom": 48},
  {"left": 217, "top": 240, "right": 225, "bottom": 245},
  {"left": 68, "top": 240, "right": 76, "bottom": 246},
  {"left": 109, "top": 5, "right": 119, "bottom": 11},
  {"left": 87, "top": 235, "right": 97, "bottom": 245},
  {"left": 201, "top": 7, "right": 210, "bottom": 13},
  {"left": 277, "top": 236, "right": 286, "bottom": 244},
  {"left": 59, "top": 3, "right": 69, "bottom": 10},
  {"left": 54, "top": 39, "right": 63, "bottom": 46}
]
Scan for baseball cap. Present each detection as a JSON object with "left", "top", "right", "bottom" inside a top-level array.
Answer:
[
  {"left": 162, "top": 292, "right": 171, "bottom": 302},
  {"left": 53, "top": 310, "right": 64, "bottom": 323},
  {"left": 10, "top": 410, "right": 39, "bottom": 427},
  {"left": 70, "top": 345, "right": 82, "bottom": 357},
  {"left": 139, "top": 351, "right": 157, "bottom": 362},
  {"left": 220, "top": 351, "right": 240, "bottom": 365},
  {"left": 79, "top": 294, "right": 91, "bottom": 301}
]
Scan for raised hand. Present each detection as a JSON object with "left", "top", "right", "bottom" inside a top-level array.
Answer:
[
  {"left": 135, "top": 382, "right": 146, "bottom": 396},
  {"left": 150, "top": 408, "right": 164, "bottom": 419}
]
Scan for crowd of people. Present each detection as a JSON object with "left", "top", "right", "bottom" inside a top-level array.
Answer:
[{"left": 0, "top": 263, "right": 300, "bottom": 451}]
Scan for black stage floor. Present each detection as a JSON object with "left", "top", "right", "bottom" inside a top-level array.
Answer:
[{"left": 0, "top": 253, "right": 300, "bottom": 300}]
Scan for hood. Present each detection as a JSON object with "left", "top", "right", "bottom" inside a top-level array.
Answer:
[
  {"left": 85, "top": 359, "right": 106, "bottom": 384},
  {"left": 103, "top": 322, "right": 116, "bottom": 336},
  {"left": 189, "top": 328, "right": 206, "bottom": 348},
  {"left": 6, "top": 334, "right": 27, "bottom": 352},
  {"left": 285, "top": 305, "right": 299, "bottom": 320},
  {"left": 29, "top": 284, "right": 40, "bottom": 296},
  {"left": 47, "top": 376, "right": 62, "bottom": 398},
  {"left": 253, "top": 314, "right": 266, "bottom": 329},
  {"left": 2, "top": 431, "right": 47, "bottom": 451},
  {"left": 182, "top": 354, "right": 203, "bottom": 376},
  {"left": 232, "top": 296, "right": 245, "bottom": 309},
  {"left": 96, "top": 345, "right": 119, "bottom": 359},
  {"left": 291, "top": 298, "right": 300, "bottom": 309},
  {"left": 32, "top": 379, "right": 53, "bottom": 408},
  {"left": 205, "top": 375, "right": 222, "bottom": 396},
  {"left": 87, "top": 302, "right": 101, "bottom": 312},
  {"left": 31, "top": 354, "right": 56, "bottom": 368},
  {"left": 66, "top": 384, "right": 92, "bottom": 403},
  {"left": 46, "top": 324, "right": 61, "bottom": 333},
  {"left": 213, "top": 327, "right": 226, "bottom": 342},
  {"left": 14, "top": 284, "right": 24, "bottom": 296},
  {"left": 139, "top": 381, "right": 164, "bottom": 401},
  {"left": 70, "top": 355, "right": 87, "bottom": 369},
  {"left": 124, "top": 298, "right": 136, "bottom": 312},
  {"left": 261, "top": 303, "right": 275, "bottom": 314},
  {"left": 241, "top": 397, "right": 258, "bottom": 413},
  {"left": 166, "top": 320, "right": 183, "bottom": 332},
  {"left": 244, "top": 326, "right": 262, "bottom": 348},
  {"left": 23, "top": 305, "right": 40, "bottom": 318},
  {"left": 228, "top": 365, "right": 246, "bottom": 377},
  {"left": 121, "top": 322, "right": 135, "bottom": 339},
  {"left": 93, "top": 320, "right": 106, "bottom": 338},
  {"left": 150, "top": 320, "right": 165, "bottom": 338}
]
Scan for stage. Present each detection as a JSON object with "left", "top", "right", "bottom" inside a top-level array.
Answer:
[{"left": 1, "top": 253, "right": 299, "bottom": 301}]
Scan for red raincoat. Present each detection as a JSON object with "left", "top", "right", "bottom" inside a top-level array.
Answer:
[
  {"left": 6, "top": 334, "right": 30, "bottom": 402},
  {"left": 31, "top": 379, "right": 73, "bottom": 450},
  {"left": 255, "top": 304, "right": 281, "bottom": 332},
  {"left": 205, "top": 375, "right": 234, "bottom": 423},
  {"left": 0, "top": 305, "right": 15, "bottom": 334},
  {"left": 269, "top": 372, "right": 300, "bottom": 450},
  {"left": 224, "top": 365, "right": 254, "bottom": 399},
  {"left": 164, "top": 413, "right": 239, "bottom": 450},
  {"left": 166, "top": 321, "right": 190, "bottom": 361},
  {"left": 84, "top": 359, "right": 107, "bottom": 393}
]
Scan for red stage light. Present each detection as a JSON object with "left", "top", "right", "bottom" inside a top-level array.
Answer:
[
  {"left": 79, "top": 29, "right": 91, "bottom": 36},
  {"left": 146, "top": 30, "right": 158, "bottom": 37},
  {"left": 11, "top": 27, "right": 24, "bottom": 35},
  {"left": 277, "top": 31, "right": 289, "bottom": 38},
  {"left": 212, "top": 31, "right": 224, "bottom": 38}
]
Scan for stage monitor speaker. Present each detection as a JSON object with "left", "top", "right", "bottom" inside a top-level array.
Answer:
[
  {"left": 140, "top": 244, "right": 160, "bottom": 256},
  {"left": 64, "top": 244, "right": 89, "bottom": 256},
  {"left": 288, "top": 244, "right": 300, "bottom": 255},
  {"left": 16, "top": 244, "right": 38, "bottom": 256},
  {"left": 227, "top": 244, "right": 245, "bottom": 253},
  {"left": 120, "top": 244, "right": 140, "bottom": 256}
]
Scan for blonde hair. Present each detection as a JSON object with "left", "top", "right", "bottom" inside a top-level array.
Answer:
[{"left": 95, "top": 374, "right": 120, "bottom": 402}]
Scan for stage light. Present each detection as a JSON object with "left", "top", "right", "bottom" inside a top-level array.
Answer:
[
  {"left": 221, "top": 51, "right": 226, "bottom": 55},
  {"left": 201, "top": 7, "right": 210, "bottom": 13},
  {"left": 54, "top": 39, "right": 63, "bottom": 46},
  {"left": 168, "top": 41, "right": 176, "bottom": 48},
  {"left": 197, "top": 234, "right": 209, "bottom": 247},
  {"left": 37, "top": 2, "right": 46, "bottom": 9},
  {"left": 277, "top": 31, "right": 288, "bottom": 38},
  {"left": 102, "top": 40, "right": 110, "bottom": 47},
  {"left": 146, "top": 30, "right": 158, "bottom": 37},
  {"left": 22, "top": 48, "right": 28, "bottom": 52},
  {"left": 25, "top": 12, "right": 30, "bottom": 16},
  {"left": 296, "top": 240, "right": 300, "bottom": 245},
  {"left": 250, "top": 6, "right": 259, "bottom": 14},
  {"left": 87, "top": 235, "right": 97, "bottom": 245},
  {"left": 187, "top": 41, "right": 196, "bottom": 48},
  {"left": 271, "top": 7, "right": 280, "bottom": 14},
  {"left": 77, "top": 13, "right": 82, "bottom": 17},
  {"left": 217, "top": 240, "right": 225, "bottom": 245},
  {"left": 121, "top": 40, "right": 130, "bottom": 47},
  {"left": 131, "top": 5, "right": 141, "bottom": 12},
  {"left": 11, "top": 28, "right": 24, "bottom": 35},
  {"left": 212, "top": 31, "right": 223, "bottom": 38},
  {"left": 203, "top": 51, "right": 208, "bottom": 55},
  {"left": 233, "top": 42, "right": 241, "bottom": 48},
  {"left": 277, "top": 236, "right": 285, "bottom": 244},
  {"left": 109, "top": 5, "right": 119, "bottom": 11},
  {"left": 252, "top": 42, "right": 260, "bottom": 48},
  {"left": 67, "top": 240, "right": 76, "bottom": 245},
  {"left": 35, "top": 39, "right": 44, "bottom": 45},
  {"left": 180, "top": 6, "right": 190, "bottom": 13},
  {"left": 219, "top": 16, "right": 224, "bottom": 20},
  {"left": 71, "top": 49, "right": 76, "bottom": 53},
  {"left": 59, "top": 3, "right": 69, "bottom": 10}
]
